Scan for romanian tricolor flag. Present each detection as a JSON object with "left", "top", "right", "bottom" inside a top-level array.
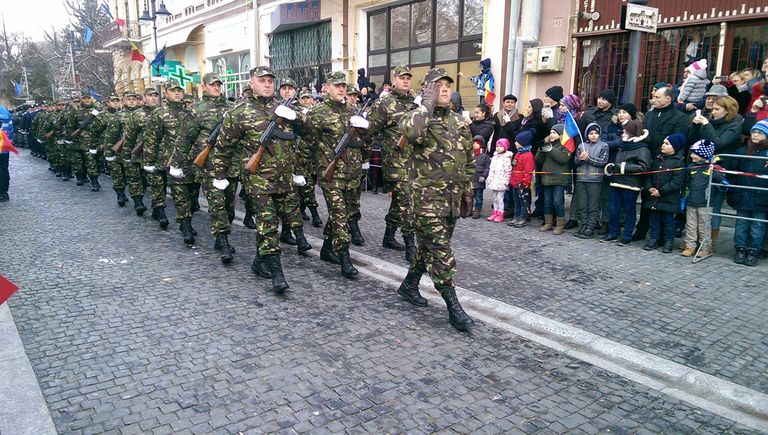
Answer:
[
  {"left": 0, "top": 130, "right": 18, "bottom": 155},
  {"left": 130, "top": 42, "right": 146, "bottom": 62},
  {"left": 484, "top": 76, "right": 496, "bottom": 106},
  {"left": 561, "top": 110, "right": 581, "bottom": 153}
]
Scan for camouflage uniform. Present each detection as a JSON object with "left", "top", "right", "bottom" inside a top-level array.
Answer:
[
  {"left": 191, "top": 79, "right": 235, "bottom": 237},
  {"left": 123, "top": 91, "right": 154, "bottom": 200},
  {"left": 144, "top": 81, "right": 198, "bottom": 224},
  {"left": 66, "top": 97, "right": 100, "bottom": 182},
  {"left": 100, "top": 96, "right": 128, "bottom": 191},
  {"left": 304, "top": 73, "right": 365, "bottom": 252},
  {"left": 213, "top": 68, "right": 306, "bottom": 257},
  {"left": 295, "top": 91, "right": 320, "bottom": 212}
]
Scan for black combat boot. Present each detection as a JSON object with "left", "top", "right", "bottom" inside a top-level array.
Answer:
[
  {"left": 338, "top": 247, "right": 359, "bottom": 278},
  {"left": 215, "top": 234, "right": 234, "bottom": 263},
  {"left": 180, "top": 218, "right": 195, "bottom": 245},
  {"left": 301, "top": 206, "right": 310, "bottom": 221},
  {"left": 152, "top": 207, "right": 170, "bottom": 229},
  {"left": 132, "top": 196, "right": 147, "bottom": 216},
  {"left": 76, "top": 174, "right": 85, "bottom": 186},
  {"left": 320, "top": 239, "right": 340, "bottom": 264},
  {"left": 280, "top": 225, "right": 297, "bottom": 245},
  {"left": 214, "top": 235, "right": 236, "bottom": 253},
  {"left": 90, "top": 176, "right": 101, "bottom": 192},
  {"left": 62, "top": 169, "right": 71, "bottom": 181},
  {"left": 382, "top": 226, "right": 405, "bottom": 251},
  {"left": 178, "top": 222, "right": 197, "bottom": 236},
  {"left": 349, "top": 221, "right": 365, "bottom": 246},
  {"left": 403, "top": 234, "right": 417, "bottom": 263},
  {"left": 397, "top": 269, "right": 428, "bottom": 307},
  {"left": 115, "top": 189, "right": 127, "bottom": 207},
  {"left": 441, "top": 288, "right": 475, "bottom": 331},
  {"left": 265, "top": 254, "right": 289, "bottom": 293},
  {"left": 293, "top": 227, "right": 312, "bottom": 253},
  {"left": 309, "top": 206, "right": 323, "bottom": 227},
  {"left": 242, "top": 211, "right": 256, "bottom": 229},
  {"left": 251, "top": 253, "right": 272, "bottom": 278}
]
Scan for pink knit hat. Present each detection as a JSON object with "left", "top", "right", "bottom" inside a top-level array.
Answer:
[{"left": 496, "top": 138, "right": 510, "bottom": 151}]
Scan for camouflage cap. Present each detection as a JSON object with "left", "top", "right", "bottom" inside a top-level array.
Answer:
[
  {"left": 393, "top": 65, "right": 412, "bottom": 77},
  {"left": 80, "top": 91, "right": 91, "bottom": 98},
  {"left": 123, "top": 91, "right": 137, "bottom": 98},
  {"left": 423, "top": 67, "right": 454, "bottom": 84},
  {"left": 242, "top": 85, "right": 253, "bottom": 95},
  {"left": 202, "top": 72, "right": 223, "bottom": 85},
  {"left": 144, "top": 87, "right": 159, "bottom": 96},
  {"left": 250, "top": 66, "right": 275, "bottom": 78},
  {"left": 346, "top": 85, "right": 359, "bottom": 95},
  {"left": 54, "top": 100, "right": 63, "bottom": 105},
  {"left": 325, "top": 71, "right": 347, "bottom": 85},
  {"left": 108, "top": 94, "right": 121, "bottom": 101},
  {"left": 280, "top": 78, "right": 297, "bottom": 88},
  {"left": 299, "top": 90, "right": 313, "bottom": 98},
  {"left": 165, "top": 79, "right": 184, "bottom": 90}
]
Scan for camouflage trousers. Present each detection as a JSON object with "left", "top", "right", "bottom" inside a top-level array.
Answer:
[
  {"left": 201, "top": 176, "right": 237, "bottom": 236},
  {"left": 108, "top": 160, "right": 126, "bottom": 189},
  {"left": 298, "top": 175, "right": 319, "bottom": 208},
  {"left": 69, "top": 149, "right": 99, "bottom": 178},
  {"left": 123, "top": 162, "right": 146, "bottom": 197},
  {"left": 319, "top": 183, "right": 360, "bottom": 251},
  {"left": 147, "top": 170, "right": 167, "bottom": 209},
  {"left": 170, "top": 178, "right": 196, "bottom": 222},
  {"left": 384, "top": 181, "right": 414, "bottom": 235},
  {"left": 249, "top": 191, "right": 302, "bottom": 256},
  {"left": 410, "top": 215, "right": 459, "bottom": 292}
]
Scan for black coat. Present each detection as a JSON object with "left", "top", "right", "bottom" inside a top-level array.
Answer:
[
  {"left": 729, "top": 144, "right": 768, "bottom": 212},
  {"left": 643, "top": 151, "right": 684, "bottom": 213},
  {"left": 608, "top": 142, "right": 652, "bottom": 191},
  {"left": 643, "top": 104, "right": 689, "bottom": 155},
  {"left": 578, "top": 106, "right": 616, "bottom": 134},
  {"left": 470, "top": 118, "right": 495, "bottom": 151},
  {"left": 684, "top": 163, "right": 724, "bottom": 208},
  {"left": 491, "top": 111, "right": 522, "bottom": 149}
]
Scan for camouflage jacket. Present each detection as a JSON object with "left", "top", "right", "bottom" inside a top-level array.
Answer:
[
  {"left": 366, "top": 89, "right": 417, "bottom": 182},
  {"left": 214, "top": 95, "right": 306, "bottom": 194},
  {"left": 399, "top": 105, "right": 475, "bottom": 218},
  {"left": 191, "top": 94, "right": 232, "bottom": 178},
  {"left": 67, "top": 104, "right": 100, "bottom": 151},
  {"left": 92, "top": 109, "right": 114, "bottom": 152},
  {"left": 144, "top": 100, "right": 196, "bottom": 180},
  {"left": 101, "top": 109, "right": 128, "bottom": 159},
  {"left": 304, "top": 98, "right": 363, "bottom": 191},
  {"left": 34, "top": 111, "right": 51, "bottom": 142},
  {"left": 122, "top": 106, "right": 152, "bottom": 163}
]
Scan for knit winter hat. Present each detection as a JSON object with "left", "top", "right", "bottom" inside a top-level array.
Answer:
[
  {"left": 515, "top": 131, "right": 534, "bottom": 147},
  {"left": 472, "top": 135, "right": 486, "bottom": 146},
  {"left": 562, "top": 94, "right": 582, "bottom": 114},
  {"left": 618, "top": 103, "right": 637, "bottom": 120},
  {"left": 551, "top": 124, "right": 564, "bottom": 136},
  {"left": 599, "top": 89, "right": 617, "bottom": 106},
  {"left": 623, "top": 119, "right": 644, "bottom": 138},
  {"left": 666, "top": 133, "right": 687, "bottom": 152},
  {"left": 687, "top": 58, "right": 708, "bottom": 73},
  {"left": 690, "top": 140, "right": 715, "bottom": 160},
  {"left": 496, "top": 138, "right": 511, "bottom": 151},
  {"left": 751, "top": 119, "right": 768, "bottom": 138},
  {"left": 585, "top": 123, "right": 601, "bottom": 136},
  {"left": 545, "top": 86, "right": 564, "bottom": 102}
]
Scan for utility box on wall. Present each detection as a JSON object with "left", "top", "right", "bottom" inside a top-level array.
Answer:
[{"left": 525, "top": 46, "right": 566, "bottom": 73}]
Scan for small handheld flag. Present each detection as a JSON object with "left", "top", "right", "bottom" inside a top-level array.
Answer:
[
  {"left": 484, "top": 76, "right": 496, "bottom": 106},
  {"left": 561, "top": 110, "right": 581, "bottom": 153},
  {"left": 0, "top": 130, "right": 19, "bottom": 155}
]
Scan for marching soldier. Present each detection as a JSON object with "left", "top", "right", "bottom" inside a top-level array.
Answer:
[
  {"left": 366, "top": 66, "right": 419, "bottom": 262},
  {"left": 191, "top": 72, "right": 237, "bottom": 263},
  {"left": 212, "top": 66, "right": 309, "bottom": 293},
  {"left": 67, "top": 92, "right": 102, "bottom": 191},
  {"left": 100, "top": 95, "right": 130, "bottom": 207},
  {"left": 62, "top": 98, "right": 83, "bottom": 185},
  {"left": 296, "top": 89, "right": 323, "bottom": 228},
  {"left": 144, "top": 79, "right": 199, "bottom": 245},
  {"left": 304, "top": 71, "right": 370, "bottom": 278},
  {"left": 238, "top": 84, "right": 258, "bottom": 230},
  {"left": 122, "top": 90, "right": 154, "bottom": 216},
  {"left": 49, "top": 101, "right": 68, "bottom": 179},
  {"left": 397, "top": 67, "right": 476, "bottom": 331}
]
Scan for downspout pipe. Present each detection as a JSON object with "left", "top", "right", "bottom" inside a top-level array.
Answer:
[
  {"left": 504, "top": 0, "right": 522, "bottom": 97},
  {"left": 512, "top": 0, "right": 542, "bottom": 98}
]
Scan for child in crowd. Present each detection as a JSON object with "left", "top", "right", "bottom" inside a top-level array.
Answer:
[
  {"left": 602, "top": 119, "right": 651, "bottom": 245},
  {"left": 677, "top": 59, "right": 709, "bottom": 111},
  {"left": 485, "top": 137, "right": 513, "bottom": 222},
  {"left": 573, "top": 123, "right": 609, "bottom": 238},
  {"left": 731, "top": 120, "right": 768, "bottom": 266},
  {"left": 643, "top": 133, "right": 686, "bottom": 253},
  {"left": 682, "top": 140, "right": 721, "bottom": 258},
  {"left": 534, "top": 125, "right": 572, "bottom": 234},
  {"left": 508, "top": 136, "right": 535, "bottom": 227},
  {"left": 470, "top": 135, "right": 491, "bottom": 219}
]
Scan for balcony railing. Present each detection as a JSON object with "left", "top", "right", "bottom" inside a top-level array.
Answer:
[{"left": 98, "top": 22, "right": 142, "bottom": 47}]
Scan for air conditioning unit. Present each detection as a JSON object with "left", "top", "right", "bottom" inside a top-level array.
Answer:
[
  {"left": 536, "top": 46, "right": 566, "bottom": 72},
  {"left": 524, "top": 48, "right": 539, "bottom": 73}
]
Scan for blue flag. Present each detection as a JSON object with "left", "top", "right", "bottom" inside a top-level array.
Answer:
[
  {"left": 12, "top": 81, "right": 23, "bottom": 97},
  {"left": 83, "top": 26, "right": 93, "bottom": 45},
  {"left": 88, "top": 87, "right": 102, "bottom": 102},
  {"left": 99, "top": 2, "right": 113, "bottom": 19},
  {"left": 150, "top": 45, "right": 166, "bottom": 68}
]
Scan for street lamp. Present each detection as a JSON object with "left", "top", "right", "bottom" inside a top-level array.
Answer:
[{"left": 139, "top": 0, "right": 172, "bottom": 76}]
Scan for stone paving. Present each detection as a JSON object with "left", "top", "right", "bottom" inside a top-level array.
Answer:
[{"left": 0, "top": 152, "right": 762, "bottom": 433}]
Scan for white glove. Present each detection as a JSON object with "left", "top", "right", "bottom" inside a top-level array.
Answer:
[
  {"left": 212, "top": 178, "right": 230, "bottom": 190},
  {"left": 414, "top": 95, "right": 423, "bottom": 106},
  {"left": 361, "top": 162, "right": 370, "bottom": 170},
  {"left": 105, "top": 156, "right": 116, "bottom": 162},
  {"left": 292, "top": 174, "right": 307, "bottom": 186},
  {"left": 169, "top": 166, "right": 184, "bottom": 179},
  {"left": 90, "top": 109, "right": 100, "bottom": 117},
  {"left": 301, "top": 108, "right": 310, "bottom": 115},
  {"left": 274, "top": 105, "right": 297, "bottom": 121},
  {"left": 56, "top": 140, "right": 64, "bottom": 144},
  {"left": 541, "top": 107, "right": 554, "bottom": 120},
  {"left": 88, "top": 148, "right": 98, "bottom": 155},
  {"left": 143, "top": 165, "right": 156, "bottom": 173},
  {"left": 350, "top": 115, "right": 370, "bottom": 130}
]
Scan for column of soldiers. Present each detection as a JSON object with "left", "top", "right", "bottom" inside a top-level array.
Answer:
[{"left": 26, "top": 65, "right": 475, "bottom": 331}]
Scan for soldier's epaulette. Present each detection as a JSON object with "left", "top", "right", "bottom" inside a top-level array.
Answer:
[{"left": 227, "top": 101, "right": 248, "bottom": 117}]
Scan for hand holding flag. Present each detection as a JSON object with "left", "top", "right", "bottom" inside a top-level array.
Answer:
[
  {"left": 561, "top": 110, "right": 581, "bottom": 153},
  {"left": 0, "top": 130, "right": 19, "bottom": 155}
]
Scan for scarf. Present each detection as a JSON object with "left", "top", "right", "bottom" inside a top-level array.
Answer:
[
  {"left": 516, "top": 145, "right": 532, "bottom": 153},
  {"left": 747, "top": 139, "right": 768, "bottom": 155},
  {"left": 618, "top": 140, "right": 648, "bottom": 151}
]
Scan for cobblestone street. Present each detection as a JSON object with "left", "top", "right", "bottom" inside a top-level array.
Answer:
[{"left": 1, "top": 152, "right": 765, "bottom": 434}]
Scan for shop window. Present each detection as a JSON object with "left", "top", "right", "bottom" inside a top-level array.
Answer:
[
  {"left": 369, "top": 53, "right": 387, "bottom": 68},
  {"left": 462, "top": 0, "right": 483, "bottom": 37},
  {"left": 369, "top": 13, "right": 387, "bottom": 51},
  {"left": 391, "top": 5, "right": 410, "bottom": 50},
  {"left": 436, "top": 43, "right": 459, "bottom": 62},
  {"left": 574, "top": 34, "right": 629, "bottom": 108},
  {"left": 411, "top": 1, "right": 432, "bottom": 45},
  {"left": 390, "top": 50, "right": 409, "bottom": 66},
  {"left": 729, "top": 23, "right": 768, "bottom": 74},
  {"left": 410, "top": 47, "right": 431, "bottom": 65},
  {"left": 436, "top": 0, "right": 459, "bottom": 42}
]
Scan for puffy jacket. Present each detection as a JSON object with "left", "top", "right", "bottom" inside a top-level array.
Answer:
[
  {"left": 688, "top": 115, "right": 743, "bottom": 156},
  {"left": 643, "top": 151, "right": 684, "bottom": 213},
  {"left": 608, "top": 141, "right": 652, "bottom": 191},
  {"left": 471, "top": 152, "right": 491, "bottom": 189},
  {"left": 678, "top": 71, "right": 708, "bottom": 106},
  {"left": 470, "top": 118, "right": 495, "bottom": 152},
  {"left": 535, "top": 140, "right": 571, "bottom": 186},
  {"left": 684, "top": 161, "right": 724, "bottom": 208},
  {"left": 729, "top": 144, "right": 768, "bottom": 212},
  {"left": 574, "top": 123, "right": 609, "bottom": 182},
  {"left": 509, "top": 150, "right": 534, "bottom": 188},
  {"left": 486, "top": 151, "right": 513, "bottom": 191}
]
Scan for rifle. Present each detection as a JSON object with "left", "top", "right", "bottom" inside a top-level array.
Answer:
[
  {"left": 193, "top": 121, "right": 223, "bottom": 168},
  {"left": 131, "top": 141, "right": 144, "bottom": 158},
  {"left": 111, "top": 137, "right": 125, "bottom": 153},
  {"left": 245, "top": 93, "right": 299, "bottom": 174},
  {"left": 396, "top": 135, "right": 407, "bottom": 150},
  {"left": 322, "top": 99, "right": 372, "bottom": 181},
  {"left": 71, "top": 109, "right": 100, "bottom": 138}
]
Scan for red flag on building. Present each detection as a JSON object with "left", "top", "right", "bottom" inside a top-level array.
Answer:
[
  {"left": 0, "top": 274, "right": 19, "bottom": 305},
  {"left": 115, "top": 17, "right": 126, "bottom": 27},
  {"left": 130, "top": 42, "right": 146, "bottom": 62}
]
